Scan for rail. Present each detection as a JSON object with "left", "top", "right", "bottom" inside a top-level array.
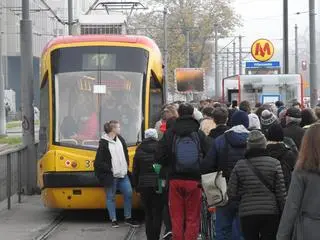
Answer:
[{"left": 0, "top": 143, "right": 38, "bottom": 210}]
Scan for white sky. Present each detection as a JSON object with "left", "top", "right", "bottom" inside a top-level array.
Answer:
[{"left": 220, "top": 0, "right": 315, "bottom": 62}]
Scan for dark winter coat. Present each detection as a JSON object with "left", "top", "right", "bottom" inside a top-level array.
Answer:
[
  {"left": 132, "top": 138, "right": 158, "bottom": 192},
  {"left": 202, "top": 125, "right": 249, "bottom": 181},
  {"left": 267, "top": 143, "right": 297, "bottom": 190},
  {"left": 227, "top": 108, "right": 238, "bottom": 127},
  {"left": 94, "top": 135, "right": 129, "bottom": 188},
  {"left": 208, "top": 125, "right": 229, "bottom": 139},
  {"left": 158, "top": 117, "right": 176, "bottom": 181},
  {"left": 156, "top": 115, "right": 208, "bottom": 181},
  {"left": 283, "top": 122, "right": 305, "bottom": 149},
  {"left": 228, "top": 149, "right": 287, "bottom": 218},
  {"left": 277, "top": 170, "right": 320, "bottom": 240}
]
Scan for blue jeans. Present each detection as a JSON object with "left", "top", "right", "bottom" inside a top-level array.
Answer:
[
  {"left": 105, "top": 175, "right": 133, "bottom": 221},
  {"left": 216, "top": 201, "right": 243, "bottom": 240}
]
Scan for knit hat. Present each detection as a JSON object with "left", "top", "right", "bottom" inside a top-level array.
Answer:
[
  {"left": 144, "top": 128, "right": 158, "bottom": 140},
  {"left": 231, "top": 110, "right": 249, "bottom": 128},
  {"left": 248, "top": 113, "right": 261, "bottom": 130},
  {"left": 286, "top": 107, "right": 301, "bottom": 119},
  {"left": 266, "top": 123, "right": 284, "bottom": 142},
  {"left": 247, "top": 130, "right": 267, "bottom": 150},
  {"left": 260, "top": 110, "right": 277, "bottom": 128}
]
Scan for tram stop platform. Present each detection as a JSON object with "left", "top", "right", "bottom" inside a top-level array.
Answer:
[
  {"left": 0, "top": 195, "right": 146, "bottom": 240},
  {"left": 0, "top": 195, "right": 60, "bottom": 239}
]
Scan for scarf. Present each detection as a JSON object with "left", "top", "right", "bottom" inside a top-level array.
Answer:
[{"left": 102, "top": 134, "right": 128, "bottom": 178}]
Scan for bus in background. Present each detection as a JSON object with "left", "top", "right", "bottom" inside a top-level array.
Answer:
[
  {"left": 222, "top": 74, "right": 304, "bottom": 106},
  {"left": 37, "top": 35, "right": 164, "bottom": 209}
]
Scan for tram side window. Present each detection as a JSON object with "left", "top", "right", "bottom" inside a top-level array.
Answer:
[
  {"left": 149, "top": 75, "right": 163, "bottom": 128},
  {"left": 39, "top": 74, "right": 49, "bottom": 157}
]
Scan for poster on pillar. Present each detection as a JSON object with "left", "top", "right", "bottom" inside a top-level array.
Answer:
[{"left": 175, "top": 68, "right": 205, "bottom": 93}]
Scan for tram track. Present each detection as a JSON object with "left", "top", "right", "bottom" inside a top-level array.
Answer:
[
  {"left": 123, "top": 226, "right": 140, "bottom": 240},
  {"left": 34, "top": 211, "right": 144, "bottom": 240},
  {"left": 34, "top": 213, "right": 65, "bottom": 240}
]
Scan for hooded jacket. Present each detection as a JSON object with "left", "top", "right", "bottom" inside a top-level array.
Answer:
[
  {"left": 132, "top": 138, "right": 158, "bottom": 192},
  {"left": 267, "top": 143, "right": 297, "bottom": 190},
  {"left": 277, "top": 170, "right": 320, "bottom": 240},
  {"left": 156, "top": 115, "right": 208, "bottom": 181},
  {"left": 94, "top": 135, "right": 129, "bottom": 188},
  {"left": 202, "top": 125, "right": 249, "bottom": 181},
  {"left": 228, "top": 149, "right": 287, "bottom": 217}
]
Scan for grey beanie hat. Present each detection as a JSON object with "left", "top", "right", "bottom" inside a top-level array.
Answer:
[
  {"left": 144, "top": 128, "right": 158, "bottom": 140},
  {"left": 247, "top": 130, "right": 267, "bottom": 150}
]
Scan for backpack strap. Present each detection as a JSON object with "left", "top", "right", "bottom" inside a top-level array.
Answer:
[{"left": 190, "top": 132, "right": 201, "bottom": 149}]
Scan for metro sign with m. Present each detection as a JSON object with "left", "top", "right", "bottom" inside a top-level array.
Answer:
[{"left": 251, "top": 39, "right": 275, "bottom": 62}]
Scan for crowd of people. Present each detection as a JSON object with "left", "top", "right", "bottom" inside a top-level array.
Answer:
[{"left": 94, "top": 98, "right": 320, "bottom": 240}]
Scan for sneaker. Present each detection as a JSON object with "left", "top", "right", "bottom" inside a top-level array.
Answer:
[
  {"left": 163, "top": 231, "right": 172, "bottom": 239},
  {"left": 124, "top": 218, "right": 140, "bottom": 227},
  {"left": 111, "top": 221, "right": 119, "bottom": 228}
]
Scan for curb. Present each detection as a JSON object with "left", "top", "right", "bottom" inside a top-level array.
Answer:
[{"left": 0, "top": 144, "right": 10, "bottom": 152}]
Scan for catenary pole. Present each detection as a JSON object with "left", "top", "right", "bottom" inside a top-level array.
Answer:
[
  {"left": 283, "top": 0, "right": 289, "bottom": 73},
  {"left": 68, "top": 0, "right": 73, "bottom": 35},
  {"left": 163, "top": 7, "right": 168, "bottom": 102},
  {"left": 21, "top": 0, "right": 36, "bottom": 194},
  {"left": 309, "top": 0, "right": 318, "bottom": 107},
  {"left": 214, "top": 24, "right": 220, "bottom": 97},
  {"left": 0, "top": 9, "right": 5, "bottom": 136}
]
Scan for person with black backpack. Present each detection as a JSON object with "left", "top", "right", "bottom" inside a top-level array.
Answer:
[
  {"left": 266, "top": 123, "right": 297, "bottom": 190},
  {"left": 132, "top": 129, "right": 163, "bottom": 240},
  {"left": 156, "top": 103, "right": 207, "bottom": 240}
]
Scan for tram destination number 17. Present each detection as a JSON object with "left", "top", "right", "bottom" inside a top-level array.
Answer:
[{"left": 83, "top": 53, "right": 116, "bottom": 70}]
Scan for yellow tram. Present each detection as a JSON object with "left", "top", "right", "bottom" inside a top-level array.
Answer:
[{"left": 37, "top": 35, "right": 164, "bottom": 209}]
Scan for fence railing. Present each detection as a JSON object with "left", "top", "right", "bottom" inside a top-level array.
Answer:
[{"left": 0, "top": 144, "right": 39, "bottom": 210}]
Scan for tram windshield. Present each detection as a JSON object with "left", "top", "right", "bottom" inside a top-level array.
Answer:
[{"left": 51, "top": 46, "right": 148, "bottom": 148}]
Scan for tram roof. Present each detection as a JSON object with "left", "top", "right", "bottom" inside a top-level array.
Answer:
[{"left": 43, "top": 34, "right": 161, "bottom": 55}]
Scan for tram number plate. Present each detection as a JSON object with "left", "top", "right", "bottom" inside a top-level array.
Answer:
[{"left": 85, "top": 160, "right": 95, "bottom": 168}]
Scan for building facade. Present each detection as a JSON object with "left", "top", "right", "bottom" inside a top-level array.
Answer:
[{"left": 0, "top": 0, "right": 66, "bottom": 109}]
